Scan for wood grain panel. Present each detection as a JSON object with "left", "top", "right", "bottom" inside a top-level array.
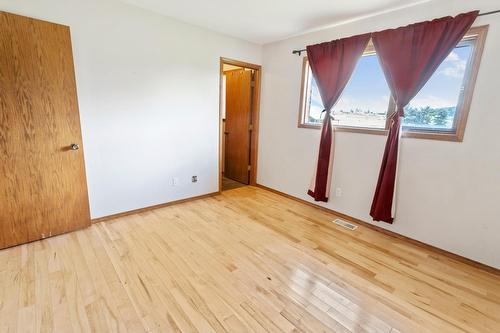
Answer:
[
  {"left": 0, "top": 11, "right": 90, "bottom": 249},
  {"left": 224, "top": 69, "right": 252, "bottom": 184}
]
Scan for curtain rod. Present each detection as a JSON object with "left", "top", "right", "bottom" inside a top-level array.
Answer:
[{"left": 291, "top": 9, "right": 500, "bottom": 56}]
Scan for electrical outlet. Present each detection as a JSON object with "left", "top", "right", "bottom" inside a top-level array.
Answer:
[
  {"left": 192, "top": 175, "right": 198, "bottom": 183},
  {"left": 171, "top": 177, "right": 179, "bottom": 186},
  {"left": 335, "top": 187, "right": 342, "bottom": 197}
]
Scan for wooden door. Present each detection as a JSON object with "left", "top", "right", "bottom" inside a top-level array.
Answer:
[
  {"left": 0, "top": 11, "right": 91, "bottom": 249},
  {"left": 224, "top": 69, "right": 253, "bottom": 184}
]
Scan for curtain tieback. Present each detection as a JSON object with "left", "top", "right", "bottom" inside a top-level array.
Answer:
[
  {"left": 321, "top": 109, "right": 335, "bottom": 120},
  {"left": 395, "top": 105, "right": 405, "bottom": 118}
]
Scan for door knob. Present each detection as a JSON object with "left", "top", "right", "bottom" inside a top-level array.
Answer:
[{"left": 70, "top": 143, "right": 80, "bottom": 150}]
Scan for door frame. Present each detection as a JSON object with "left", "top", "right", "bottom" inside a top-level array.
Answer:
[{"left": 219, "top": 57, "right": 262, "bottom": 192}]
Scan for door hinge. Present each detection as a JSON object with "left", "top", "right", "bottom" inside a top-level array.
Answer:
[
  {"left": 248, "top": 165, "right": 252, "bottom": 171},
  {"left": 250, "top": 79, "right": 256, "bottom": 88},
  {"left": 249, "top": 124, "right": 254, "bottom": 131}
]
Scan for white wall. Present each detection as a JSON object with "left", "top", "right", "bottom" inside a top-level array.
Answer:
[
  {"left": 0, "top": 0, "right": 262, "bottom": 218},
  {"left": 258, "top": 0, "right": 500, "bottom": 268}
]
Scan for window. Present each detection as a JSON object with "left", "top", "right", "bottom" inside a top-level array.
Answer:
[
  {"left": 298, "top": 44, "right": 392, "bottom": 134},
  {"left": 298, "top": 26, "right": 488, "bottom": 141}
]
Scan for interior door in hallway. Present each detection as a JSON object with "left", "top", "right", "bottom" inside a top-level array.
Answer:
[
  {"left": 0, "top": 11, "right": 91, "bottom": 249},
  {"left": 224, "top": 69, "right": 253, "bottom": 184}
]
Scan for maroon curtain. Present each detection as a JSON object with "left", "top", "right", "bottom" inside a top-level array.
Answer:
[
  {"left": 306, "top": 33, "right": 371, "bottom": 201},
  {"left": 370, "top": 11, "right": 478, "bottom": 223}
]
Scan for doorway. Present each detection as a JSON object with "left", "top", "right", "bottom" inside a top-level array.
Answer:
[{"left": 219, "top": 58, "right": 261, "bottom": 192}]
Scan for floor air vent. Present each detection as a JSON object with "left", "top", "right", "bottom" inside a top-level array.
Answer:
[{"left": 333, "top": 219, "right": 358, "bottom": 231}]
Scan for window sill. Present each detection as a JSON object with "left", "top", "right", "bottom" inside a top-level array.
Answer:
[
  {"left": 298, "top": 123, "right": 387, "bottom": 136},
  {"left": 402, "top": 130, "right": 463, "bottom": 142},
  {"left": 298, "top": 123, "right": 464, "bottom": 142}
]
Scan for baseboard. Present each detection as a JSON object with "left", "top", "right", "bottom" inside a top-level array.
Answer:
[
  {"left": 255, "top": 183, "right": 500, "bottom": 276},
  {"left": 91, "top": 191, "right": 220, "bottom": 224}
]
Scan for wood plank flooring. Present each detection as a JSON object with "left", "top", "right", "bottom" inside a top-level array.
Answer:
[
  {"left": 0, "top": 186, "right": 499, "bottom": 332},
  {"left": 222, "top": 177, "right": 247, "bottom": 191}
]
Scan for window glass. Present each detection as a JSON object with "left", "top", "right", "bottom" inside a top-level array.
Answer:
[
  {"left": 304, "top": 53, "right": 391, "bottom": 129},
  {"left": 403, "top": 41, "right": 474, "bottom": 131}
]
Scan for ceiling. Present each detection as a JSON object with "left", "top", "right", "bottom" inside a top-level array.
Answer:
[{"left": 121, "top": 0, "right": 431, "bottom": 44}]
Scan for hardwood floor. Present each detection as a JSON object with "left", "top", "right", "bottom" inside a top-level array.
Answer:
[
  {"left": 222, "top": 176, "right": 247, "bottom": 191},
  {"left": 0, "top": 186, "right": 499, "bottom": 332}
]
